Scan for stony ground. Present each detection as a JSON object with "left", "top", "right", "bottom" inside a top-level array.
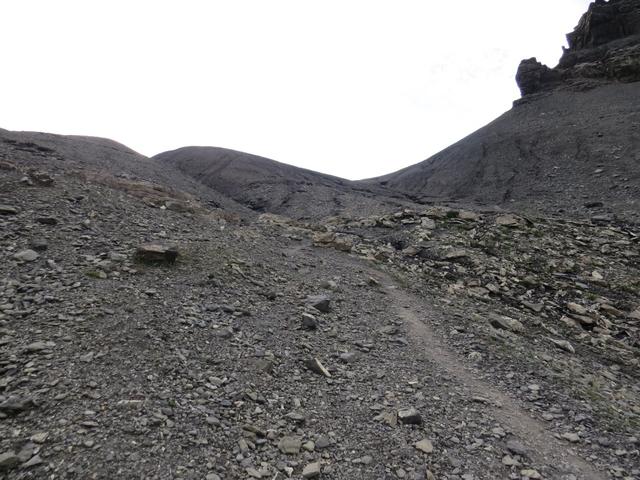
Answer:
[{"left": 1, "top": 157, "right": 639, "bottom": 480}]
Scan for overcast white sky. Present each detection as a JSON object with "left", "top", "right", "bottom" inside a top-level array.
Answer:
[{"left": 2, "top": 0, "right": 591, "bottom": 180}]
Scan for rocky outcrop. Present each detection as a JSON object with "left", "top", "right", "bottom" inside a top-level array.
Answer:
[
  {"left": 515, "top": 58, "right": 562, "bottom": 96},
  {"left": 565, "top": 0, "right": 640, "bottom": 50},
  {"left": 516, "top": 0, "right": 640, "bottom": 97}
]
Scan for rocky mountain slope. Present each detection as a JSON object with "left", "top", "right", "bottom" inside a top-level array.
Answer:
[
  {"left": 364, "top": 0, "right": 640, "bottom": 222},
  {"left": 1, "top": 135, "right": 639, "bottom": 480},
  {"left": 0, "top": 128, "right": 252, "bottom": 217},
  {"left": 154, "top": 147, "right": 411, "bottom": 220},
  {"left": 1, "top": 2, "right": 639, "bottom": 479}
]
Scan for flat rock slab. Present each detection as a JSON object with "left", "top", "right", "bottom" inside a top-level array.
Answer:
[
  {"left": 278, "top": 436, "right": 302, "bottom": 454},
  {"left": 302, "top": 462, "right": 321, "bottom": 478},
  {"left": 415, "top": 439, "right": 434, "bottom": 453},
  {"left": 135, "top": 244, "right": 179, "bottom": 264},
  {"left": 0, "top": 205, "right": 18, "bottom": 215},
  {"left": 14, "top": 249, "right": 39, "bottom": 262}
]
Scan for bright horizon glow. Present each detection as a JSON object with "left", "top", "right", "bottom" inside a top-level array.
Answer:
[{"left": 1, "top": 0, "right": 591, "bottom": 180}]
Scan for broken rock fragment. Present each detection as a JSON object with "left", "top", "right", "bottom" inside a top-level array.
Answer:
[
  {"left": 135, "top": 244, "right": 179, "bottom": 264},
  {"left": 278, "top": 436, "right": 302, "bottom": 454},
  {"left": 305, "top": 358, "right": 332, "bottom": 378},
  {"left": 306, "top": 295, "right": 331, "bottom": 313},
  {"left": 0, "top": 205, "right": 18, "bottom": 215},
  {"left": 0, "top": 451, "right": 19, "bottom": 471},
  {"left": 488, "top": 314, "right": 524, "bottom": 333},
  {"left": 398, "top": 407, "right": 422, "bottom": 425},
  {"left": 415, "top": 439, "right": 434, "bottom": 453},
  {"left": 302, "top": 462, "right": 321, "bottom": 479},
  {"left": 14, "top": 249, "right": 39, "bottom": 262}
]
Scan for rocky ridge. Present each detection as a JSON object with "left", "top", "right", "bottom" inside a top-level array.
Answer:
[{"left": 516, "top": 0, "right": 640, "bottom": 97}]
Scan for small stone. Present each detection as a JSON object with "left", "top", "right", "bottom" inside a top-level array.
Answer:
[
  {"left": 0, "top": 396, "right": 37, "bottom": 415},
  {"left": 502, "top": 455, "right": 518, "bottom": 466},
  {"left": 520, "top": 469, "right": 541, "bottom": 479},
  {"left": 567, "top": 302, "right": 588, "bottom": 316},
  {"left": 22, "top": 454, "right": 42, "bottom": 468},
  {"left": 301, "top": 313, "right": 318, "bottom": 330},
  {"left": 135, "top": 244, "right": 178, "bottom": 264},
  {"left": 353, "top": 455, "right": 373, "bottom": 465},
  {"left": 549, "top": 338, "right": 575, "bottom": 354},
  {"left": 305, "top": 358, "right": 332, "bottom": 377},
  {"left": 302, "top": 441, "right": 315, "bottom": 452},
  {"left": 278, "top": 436, "right": 302, "bottom": 454},
  {"left": 415, "top": 439, "right": 434, "bottom": 453},
  {"left": 254, "top": 358, "right": 275, "bottom": 374},
  {"left": 0, "top": 451, "right": 19, "bottom": 470},
  {"left": 506, "top": 438, "right": 529, "bottom": 456},
  {"left": 206, "top": 474, "right": 221, "bottom": 480},
  {"left": 338, "top": 351, "right": 358, "bottom": 363},
  {"left": 522, "top": 301, "right": 544, "bottom": 313},
  {"left": 302, "top": 462, "right": 321, "bottom": 478},
  {"left": 14, "top": 250, "right": 39, "bottom": 262},
  {"left": 0, "top": 205, "right": 19, "bottom": 215},
  {"left": 306, "top": 295, "right": 331, "bottom": 313},
  {"left": 315, "top": 435, "right": 332, "bottom": 449},
  {"left": 398, "top": 407, "right": 422, "bottom": 425},
  {"left": 28, "top": 170, "right": 54, "bottom": 186},
  {"left": 214, "top": 327, "right": 234, "bottom": 339},
  {"left": 35, "top": 216, "right": 58, "bottom": 225},
  {"left": 24, "top": 341, "right": 56, "bottom": 353},
  {"left": 495, "top": 214, "right": 522, "bottom": 227},
  {"left": 561, "top": 432, "right": 580, "bottom": 443},
  {"left": 30, "top": 239, "right": 48, "bottom": 251},
  {"left": 246, "top": 467, "right": 262, "bottom": 478},
  {"left": 30, "top": 432, "right": 49, "bottom": 444},
  {"left": 489, "top": 314, "right": 524, "bottom": 333}
]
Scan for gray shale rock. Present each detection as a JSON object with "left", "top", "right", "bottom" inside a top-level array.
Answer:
[
  {"left": 398, "top": 407, "right": 422, "bottom": 425},
  {"left": 14, "top": 249, "right": 39, "bottom": 262},
  {"left": 306, "top": 295, "right": 331, "bottom": 313},
  {"left": 0, "top": 205, "right": 18, "bottom": 215},
  {"left": 135, "top": 244, "right": 179, "bottom": 264},
  {"left": 0, "top": 451, "right": 19, "bottom": 471}
]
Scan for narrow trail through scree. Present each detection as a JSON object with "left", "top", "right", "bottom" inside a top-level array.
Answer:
[{"left": 381, "top": 279, "right": 606, "bottom": 480}]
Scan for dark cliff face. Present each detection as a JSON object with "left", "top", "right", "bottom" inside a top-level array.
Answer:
[
  {"left": 566, "top": 0, "right": 640, "bottom": 50},
  {"left": 516, "top": 0, "right": 640, "bottom": 97}
]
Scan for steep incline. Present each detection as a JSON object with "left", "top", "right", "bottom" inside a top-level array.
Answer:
[
  {"left": 365, "top": 83, "right": 640, "bottom": 219},
  {"left": 365, "top": 0, "right": 640, "bottom": 221}
]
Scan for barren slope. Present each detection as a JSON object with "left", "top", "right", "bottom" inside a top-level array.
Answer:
[
  {"left": 2, "top": 146, "right": 639, "bottom": 480},
  {"left": 365, "top": 82, "right": 640, "bottom": 221},
  {"left": 0, "top": 128, "right": 252, "bottom": 216},
  {"left": 153, "top": 147, "right": 411, "bottom": 220}
]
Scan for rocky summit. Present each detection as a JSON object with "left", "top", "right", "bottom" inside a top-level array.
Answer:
[{"left": 1, "top": 2, "right": 639, "bottom": 480}]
